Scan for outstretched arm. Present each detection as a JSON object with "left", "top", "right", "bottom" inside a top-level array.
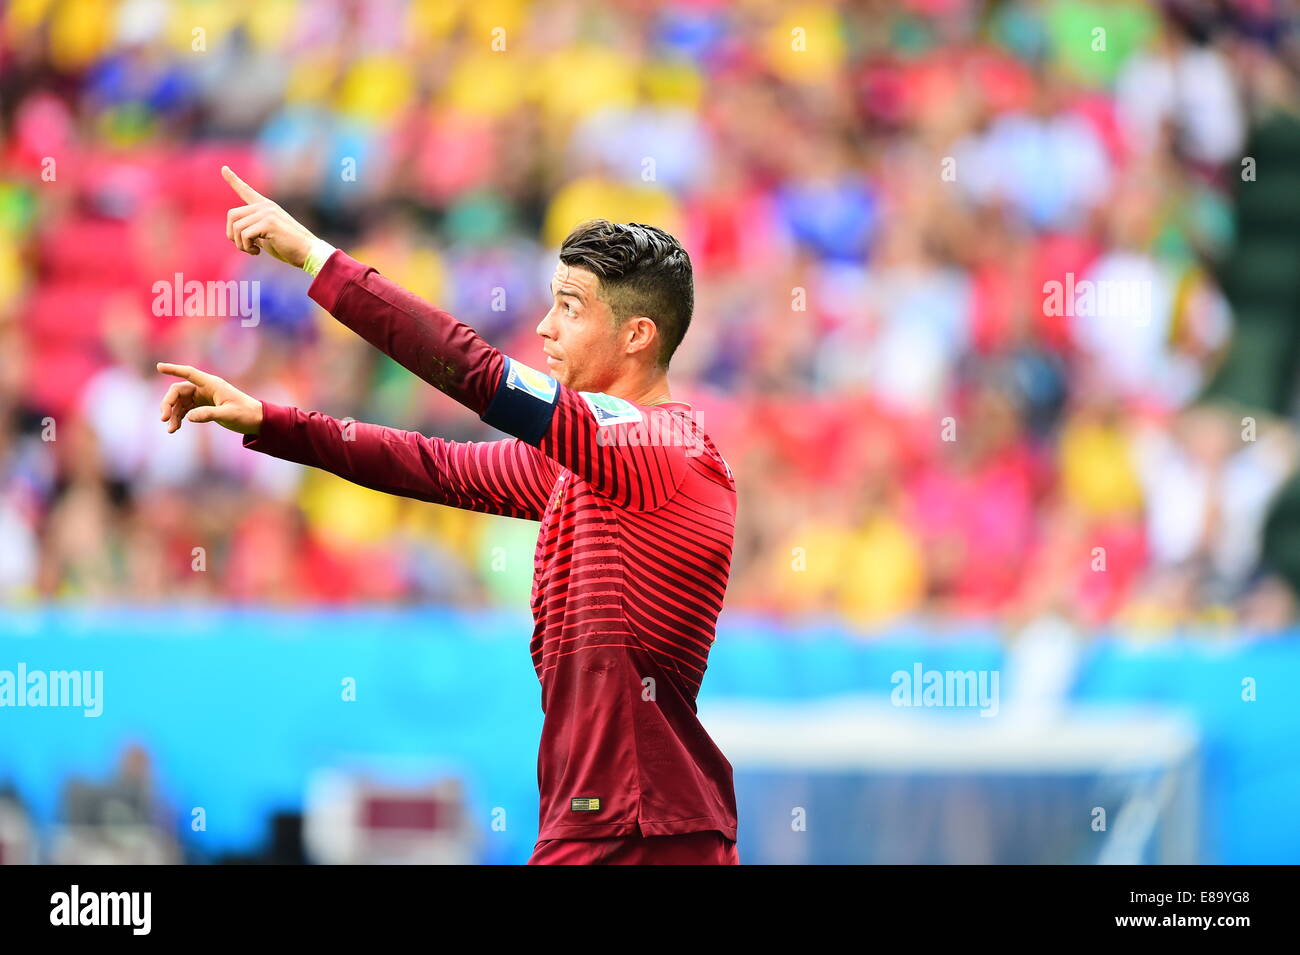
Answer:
[
  {"left": 244, "top": 403, "right": 558, "bottom": 520},
  {"left": 157, "top": 362, "right": 558, "bottom": 520}
]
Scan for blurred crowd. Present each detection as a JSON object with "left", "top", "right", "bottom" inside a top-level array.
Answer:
[{"left": 3, "top": 0, "right": 1300, "bottom": 635}]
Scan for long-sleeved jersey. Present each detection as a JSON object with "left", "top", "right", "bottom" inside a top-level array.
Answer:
[{"left": 243, "top": 251, "right": 738, "bottom": 841}]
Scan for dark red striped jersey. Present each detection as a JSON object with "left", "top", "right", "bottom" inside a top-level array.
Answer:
[{"left": 243, "top": 251, "right": 738, "bottom": 841}]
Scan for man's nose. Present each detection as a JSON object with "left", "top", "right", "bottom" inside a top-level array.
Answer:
[{"left": 536, "top": 309, "right": 555, "bottom": 340}]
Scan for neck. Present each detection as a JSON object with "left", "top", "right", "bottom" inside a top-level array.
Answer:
[
  {"left": 633, "top": 379, "right": 674, "bottom": 405},
  {"left": 604, "top": 366, "right": 673, "bottom": 406}
]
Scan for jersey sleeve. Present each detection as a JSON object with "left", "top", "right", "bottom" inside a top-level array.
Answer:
[
  {"left": 306, "top": 251, "right": 691, "bottom": 510},
  {"left": 243, "top": 401, "right": 559, "bottom": 520},
  {"left": 307, "top": 251, "right": 507, "bottom": 413}
]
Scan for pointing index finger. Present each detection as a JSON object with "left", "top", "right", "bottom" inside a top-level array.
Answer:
[
  {"left": 221, "top": 165, "right": 264, "bottom": 203},
  {"left": 156, "top": 362, "right": 212, "bottom": 387}
]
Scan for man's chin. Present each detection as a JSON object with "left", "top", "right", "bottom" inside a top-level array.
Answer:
[{"left": 547, "top": 360, "right": 590, "bottom": 392}]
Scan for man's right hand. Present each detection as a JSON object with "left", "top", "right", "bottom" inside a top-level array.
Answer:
[{"left": 157, "top": 362, "right": 264, "bottom": 436}]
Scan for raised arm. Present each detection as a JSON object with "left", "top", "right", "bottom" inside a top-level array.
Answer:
[{"left": 306, "top": 251, "right": 506, "bottom": 414}]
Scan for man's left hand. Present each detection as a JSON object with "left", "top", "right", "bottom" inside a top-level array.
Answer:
[{"left": 222, "top": 165, "right": 317, "bottom": 269}]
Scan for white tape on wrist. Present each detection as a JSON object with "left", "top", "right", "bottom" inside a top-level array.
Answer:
[{"left": 303, "top": 238, "right": 337, "bottom": 277}]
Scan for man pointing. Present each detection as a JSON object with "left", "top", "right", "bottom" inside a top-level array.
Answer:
[{"left": 157, "top": 167, "right": 740, "bottom": 865}]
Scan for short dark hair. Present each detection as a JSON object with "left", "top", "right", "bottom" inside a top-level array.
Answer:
[{"left": 558, "top": 219, "right": 694, "bottom": 368}]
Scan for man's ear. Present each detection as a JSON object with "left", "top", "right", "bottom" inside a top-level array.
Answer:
[{"left": 623, "top": 316, "right": 658, "bottom": 358}]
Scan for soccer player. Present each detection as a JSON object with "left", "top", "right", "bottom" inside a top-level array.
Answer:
[{"left": 156, "top": 167, "right": 739, "bottom": 865}]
